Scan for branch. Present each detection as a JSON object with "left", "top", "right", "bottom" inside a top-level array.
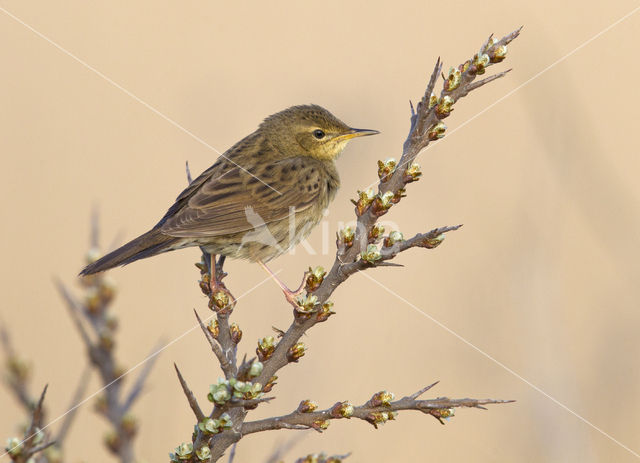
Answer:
[
  {"left": 241, "top": 385, "right": 515, "bottom": 435},
  {"left": 172, "top": 29, "right": 521, "bottom": 463}
]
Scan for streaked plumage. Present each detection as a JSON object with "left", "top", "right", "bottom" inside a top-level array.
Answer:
[{"left": 81, "top": 104, "right": 378, "bottom": 275}]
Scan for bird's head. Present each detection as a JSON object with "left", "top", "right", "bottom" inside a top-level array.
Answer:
[{"left": 260, "top": 104, "right": 379, "bottom": 161}]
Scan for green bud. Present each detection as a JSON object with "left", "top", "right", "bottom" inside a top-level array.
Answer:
[
  {"left": 361, "top": 244, "right": 382, "bottom": 264},
  {"left": 196, "top": 446, "right": 211, "bottom": 461},
  {"left": 427, "top": 121, "right": 447, "bottom": 140},
  {"left": 248, "top": 360, "right": 264, "bottom": 378}
]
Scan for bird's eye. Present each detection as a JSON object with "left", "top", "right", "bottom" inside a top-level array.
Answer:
[{"left": 312, "top": 129, "right": 325, "bottom": 139}]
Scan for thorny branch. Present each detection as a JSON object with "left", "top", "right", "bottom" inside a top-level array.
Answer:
[
  {"left": 54, "top": 214, "right": 161, "bottom": 463},
  {"left": 172, "top": 28, "right": 521, "bottom": 462}
]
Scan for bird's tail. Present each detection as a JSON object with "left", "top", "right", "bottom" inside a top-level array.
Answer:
[{"left": 80, "top": 230, "right": 182, "bottom": 275}]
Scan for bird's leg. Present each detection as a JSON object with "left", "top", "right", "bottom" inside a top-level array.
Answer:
[
  {"left": 200, "top": 250, "right": 235, "bottom": 311},
  {"left": 257, "top": 260, "right": 308, "bottom": 308}
]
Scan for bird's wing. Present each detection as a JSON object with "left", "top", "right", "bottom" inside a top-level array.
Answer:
[{"left": 159, "top": 158, "right": 325, "bottom": 238}]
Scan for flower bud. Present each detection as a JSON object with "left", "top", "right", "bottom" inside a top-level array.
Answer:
[
  {"left": 208, "top": 379, "right": 231, "bottom": 404},
  {"left": 361, "top": 244, "right": 382, "bottom": 264},
  {"left": 368, "top": 224, "right": 385, "bottom": 243},
  {"left": 230, "top": 322, "right": 242, "bottom": 344},
  {"left": 427, "top": 121, "right": 447, "bottom": 140},
  {"left": 305, "top": 266, "right": 326, "bottom": 292},
  {"left": 297, "top": 399, "right": 318, "bottom": 413},
  {"left": 383, "top": 231, "right": 404, "bottom": 248},
  {"left": 404, "top": 163, "right": 422, "bottom": 182},
  {"left": 257, "top": 336, "right": 276, "bottom": 361},
  {"left": 207, "top": 319, "right": 219, "bottom": 338},
  {"left": 336, "top": 226, "right": 355, "bottom": 248},
  {"left": 444, "top": 67, "right": 462, "bottom": 91},
  {"left": 377, "top": 158, "right": 397, "bottom": 182},
  {"left": 368, "top": 390, "right": 395, "bottom": 407},
  {"left": 330, "top": 401, "right": 354, "bottom": 418},
  {"left": 352, "top": 188, "right": 376, "bottom": 215},
  {"left": 287, "top": 342, "right": 306, "bottom": 362},
  {"left": 248, "top": 360, "right": 263, "bottom": 378},
  {"left": 435, "top": 95, "right": 454, "bottom": 118},
  {"left": 372, "top": 191, "right": 394, "bottom": 215},
  {"left": 428, "top": 92, "right": 438, "bottom": 109},
  {"left": 5, "top": 437, "right": 23, "bottom": 457},
  {"left": 295, "top": 294, "right": 318, "bottom": 315},
  {"left": 173, "top": 442, "right": 193, "bottom": 460},
  {"left": 490, "top": 44, "right": 508, "bottom": 63},
  {"left": 210, "top": 290, "right": 229, "bottom": 311},
  {"left": 263, "top": 375, "right": 278, "bottom": 393},
  {"left": 316, "top": 301, "right": 335, "bottom": 322},
  {"left": 196, "top": 446, "right": 211, "bottom": 461},
  {"left": 312, "top": 419, "right": 330, "bottom": 431}
]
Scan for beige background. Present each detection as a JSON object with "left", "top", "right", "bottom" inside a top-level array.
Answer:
[{"left": 1, "top": 1, "right": 639, "bottom": 462}]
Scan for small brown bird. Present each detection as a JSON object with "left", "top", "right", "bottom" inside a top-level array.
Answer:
[{"left": 81, "top": 105, "right": 378, "bottom": 301}]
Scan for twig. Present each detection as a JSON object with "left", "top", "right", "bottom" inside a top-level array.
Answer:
[
  {"left": 56, "top": 365, "right": 92, "bottom": 446},
  {"left": 241, "top": 386, "right": 515, "bottom": 434}
]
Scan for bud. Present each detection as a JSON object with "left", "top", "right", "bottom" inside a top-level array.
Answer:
[
  {"left": 490, "top": 44, "right": 508, "bottom": 63},
  {"left": 368, "top": 390, "right": 395, "bottom": 407},
  {"left": 431, "top": 407, "right": 455, "bottom": 423},
  {"left": 404, "top": 163, "right": 422, "bottom": 183},
  {"left": 248, "top": 360, "right": 264, "bottom": 378},
  {"left": 208, "top": 379, "right": 231, "bottom": 404},
  {"left": 104, "top": 431, "right": 121, "bottom": 453},
  {"left": 444, "top": 67, "right": 462, "bottom": 91},
  {"left": 372, "top": 191, "right": 395, "bottom": 215},
  {"left": 207, "top": 319, "right": 219, "bottom": 338},
  {"left": 316, "top": 301, "right": 335, "bottom": 322},
  {"left": 198, "top": 418, "right": 219, "bottom": 434},
  {"left": 361, "top": 244, "right": 382, "bottom": 264},
  {"left": 257, "top": 336, "right": 276, "bottom": 361},
  {"left": 295, "top": 294, "right": 318, "bottom": 316},
  {"left": 473, "top": 53, "right": 490, "bottom": 74},
  {"left": 377, "top": 158, "right": 397, "bottom": 182},
  {"left": 196, "top": 446, "right": 211, "bottom": 461},
  {"left": 305, "top": 266, "right": 326, "bottom": 292},
  {"left": 423, "top": 233, "right": 445, "bottom": 249},
  {"left": 336, "top": 226, "right": 355, "bottom": 248},
  {"left": 365, "top": 411, "right": 395, "bottom": 428},
  {"left": 428, "top": 92, "right": 438, "bottom": 109},
  {"left": 210, "top": 290, "right": 229, "bottom": 311},
  {"left": 230, "top": 322, "right": 242, "bottom": 344},
  {"left": 287, "top": 342, "right": 306, "bottom": 362},
  {"left": 297, "top": 399, "right": 319, "bottom": 413},
  {"left": 352, "top": 188, "right": 376, "bottom": 215},
  {"left": 312, "top": 419, "right": 330, "bottom": 431},
  {"left": 263, "top": 375, "right": 278, "bottom": 393},
  {"left": 120, "top": 414, "right": 138, "bottom": 437},
  {"left": 435, "top": 95, "right": 454, "bottom": 118},
  {"left": 368, "top": 224, "right": 385, "bottom": 243},
  {"left": 5, "top": 437, "right": 23, "bottom": 457},
  {"left": 383, "top": 231, "right": 404, "bottom": 248},
  {"left": 174, "top": 442, "right": 193, "bottom": 460},
  {"left": 330, "top": 401, "right": 354, "bottom": 418},
  {"left": 427, "top": 121, "right": 447, "bottom": 140}
]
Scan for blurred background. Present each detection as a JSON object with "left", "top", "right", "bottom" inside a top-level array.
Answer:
[{"left": 1, "top": 1, "right": 639, "bottom": 461}]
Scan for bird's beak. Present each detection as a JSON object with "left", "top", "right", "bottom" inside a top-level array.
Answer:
[{"left": 337, "top": 127, "right": 380, "bottom": 141}]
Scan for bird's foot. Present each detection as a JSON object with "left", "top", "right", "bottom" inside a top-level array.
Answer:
[{"left": 258, "top": 260, "right": 310, "bottom": 309}]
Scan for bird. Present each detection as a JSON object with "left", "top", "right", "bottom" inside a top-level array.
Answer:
[{"left": 80, "top": 104, "right": 379, "bottom": 303}]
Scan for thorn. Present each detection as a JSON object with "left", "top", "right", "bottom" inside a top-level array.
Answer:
[{"left": 411, "top": 381, "right": 439, "bottom": 399}]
